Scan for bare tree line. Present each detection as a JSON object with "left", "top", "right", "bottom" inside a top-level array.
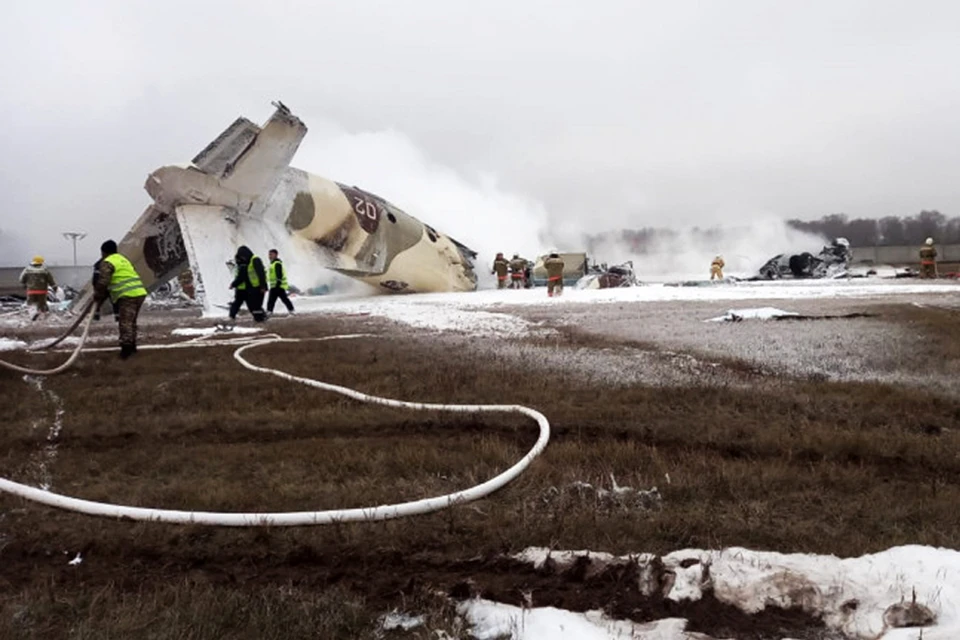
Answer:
[{"left": 787, "top": 211, "right": 960, "bottom": 246}]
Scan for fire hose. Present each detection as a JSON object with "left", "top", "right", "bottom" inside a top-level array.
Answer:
[
  {"left": 0, "top": 302, "right": 95, "bottom": 375},
  {"left": 0, "top": 333, "right": 551, "bottom": 526}
]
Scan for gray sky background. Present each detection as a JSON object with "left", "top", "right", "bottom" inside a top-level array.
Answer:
[{"left": 1, "top": 0, "right": 959, "bottom": 265}]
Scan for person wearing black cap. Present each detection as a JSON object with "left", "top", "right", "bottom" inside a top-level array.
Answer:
[{"left": 92, "top": 240, "right": 148, "bottom": 359}]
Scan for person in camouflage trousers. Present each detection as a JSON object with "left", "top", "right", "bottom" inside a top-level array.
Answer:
[
  {"left": 92, "top": 240, "right": 148, "bottom": 359},
  {"left": 544, "top": 252, "right": 565, "bottom": 297},
  {"left": 919, "top": 238, "right": 938, "bottom": 279},
  {"left": 492, "top": 252, "right": 510, "bottom": 289},
  {"left": 19, "top": 256, "right": 56, "bottom": 319}
]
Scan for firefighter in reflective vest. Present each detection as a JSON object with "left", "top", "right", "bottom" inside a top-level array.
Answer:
[
  {"left": 492, "top": 252, "right": 510, "bottom": 289},
  {"left": 919, "top": 238, "right": 938, "bottom": 279},
  {"left": 545, "top": 251, "right": 565, "bottom": 297},
  {"left": 710, "top": 255, "right": 725, "bottom": 280},
  {"left": 92, "top": 240, "right": 148, "bottom": 359},
  {"left": 19, "top": 255, "right": 56, "bottom": 320},
  {"left": 266, "top": 249, "right": 295, "bottom": 315},
  {"left": 228, "top": 245, "right": 267, "bottom": 322}
]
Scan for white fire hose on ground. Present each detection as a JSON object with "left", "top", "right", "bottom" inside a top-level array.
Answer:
[
  {"left": 0, "top": 303, "right": 95, "bottom": 376},
  {"left": 0, "top": 332, "right": 551, "bottom": 526}
]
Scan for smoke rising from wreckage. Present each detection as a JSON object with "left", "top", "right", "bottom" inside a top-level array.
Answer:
[{"left": 78, "top": 102, "right": 478, "bottom": 313}]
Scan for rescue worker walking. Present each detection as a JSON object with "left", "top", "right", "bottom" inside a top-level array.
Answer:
[
  {"left": 509, "top": 254, "right": 527, "bottom": 289},
  {"left": 492, "top": 252, "right": 510, "bottom": 289},
  {"left": 919, "top": 238, "right": 938, "bottom": 279},
  {"left": 266, "top": 249, "right": 295, "bottom": 315},
  {"left": 228, "top": 245, "right": 267, "bottom": 322},
  {"left": 19, "top": 256, "right": 56, "bottom": 320},
  {"left": 710, "top": 255, "right": 725, "bottom": 281},
  {"left": 545, "top": 251, "right": 565, "bottom": 297},
  {"left": 92, "top": 240, "right": 148, "bottom": 359}
]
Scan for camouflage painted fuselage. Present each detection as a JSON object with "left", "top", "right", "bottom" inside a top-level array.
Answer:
[
  {"left": 286, "top": 175, "right": 477, "bottom": 293},
  {"left": 77, "top": 103, "right": 477, "bottom": 312}
]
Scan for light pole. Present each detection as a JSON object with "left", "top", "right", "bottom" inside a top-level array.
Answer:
[{"left": 62, "top": 232, "right": 87, "bottom": 266}]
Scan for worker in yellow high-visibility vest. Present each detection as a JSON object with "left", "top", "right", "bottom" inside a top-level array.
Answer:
[
  {"left": 228, "top": 245, "right": 268, "bottom": 322},
  {"left": 266, "top": 249, "right": 295, "bottom": 315},
  {"left": 92, "top": 240, "right": 148, "bottom": 359}
]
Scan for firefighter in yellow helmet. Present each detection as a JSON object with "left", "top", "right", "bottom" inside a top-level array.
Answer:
[
  {"left": 19, "top": 255, "right": 56, "bottom": 320},
  {"left": 492, "top": 252, "right": 510, "bottom": 289},
  {"left": 92, "top": 240, "right": 148, "bottom": 359},
  {"left": 710, "top": 255, "right": 725, "bottom": 281},
  {"left": 919, "top": 238, "right": 937, "bottom": 279},
  {"left": 545, "top": 251, "right": 565, "bottom": 297}
]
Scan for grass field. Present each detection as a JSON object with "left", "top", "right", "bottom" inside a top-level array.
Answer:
[{"left": 1, "top": 299, "right": 960, "bottom": 638}]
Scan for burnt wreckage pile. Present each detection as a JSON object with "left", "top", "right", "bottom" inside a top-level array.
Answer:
[{"left": 756, "top": 238, "right": 852, "bottom": 280}]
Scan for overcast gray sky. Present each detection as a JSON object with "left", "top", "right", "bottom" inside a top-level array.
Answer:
[{"left": 2, "top": 0, "right": 959, "bottom": 265}]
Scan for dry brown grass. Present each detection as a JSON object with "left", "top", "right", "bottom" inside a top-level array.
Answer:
[{"left": 1, "top": 307, "right": 959, "bottom": 638}]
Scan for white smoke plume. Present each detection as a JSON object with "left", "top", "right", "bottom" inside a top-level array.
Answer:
[
  {"left": 292, "top": 120, "right": 553, "bottom": 287},
  {"left": 583, "top": 219, "right": 830, "bottom": 281},
  {"left": 291, "top": 119, "right": 829, "bottom": 285}
]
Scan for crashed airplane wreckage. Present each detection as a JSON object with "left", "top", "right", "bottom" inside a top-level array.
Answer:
[
  {"left": 80, "top": 102, "right": 478, "bottom": 312},
  {"left": 755, "top": 237, "right": 852, "bottom": 280}
]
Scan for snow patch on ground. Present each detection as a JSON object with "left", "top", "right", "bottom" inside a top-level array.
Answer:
[
  {"left": 506, "top": 544, "right": 958, "bottom": 639},
  {"left": 379, "top": 611, "right": 425, "bottom": 631},
  {"left": 706, "top": 307, "right": 799, "bottom": 322},
  {"left": 0, "top": 337, "right": 28, "bottom": 351},
  {"left": 663, "top": 545, "right": 953, "bottom": 639},
  {"left": 297, "top": 296, "right": 548, "bottom": 336},
  {"left": 171, "top": 327, "right": 263, "bottom": 337},
  {"left": 461, "top": 600, "right": 691, "bottom": 639}
]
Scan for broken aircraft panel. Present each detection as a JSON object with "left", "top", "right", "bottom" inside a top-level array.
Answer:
[{"left": 79, "top": 102, "right": 477, "bottom": 313}]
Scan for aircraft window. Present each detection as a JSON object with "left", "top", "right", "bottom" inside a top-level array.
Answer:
[{"left": 387, "top": 212, "right": 397, "bottom": 223}]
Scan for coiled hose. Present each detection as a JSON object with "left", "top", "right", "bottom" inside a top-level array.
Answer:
[{"left": 0, "top": 334, "right": 550, "bottom": 526}]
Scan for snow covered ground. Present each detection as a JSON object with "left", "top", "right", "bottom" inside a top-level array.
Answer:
[
  {"left": 0, "top": 337, "right": 28, "bottom": 351},
  {"left": 453, "top": 544, "right": 955, "bottom": 639},
  {"left": 239, "top": 279, "right": 960, "bottom": 336},
  {"left": 462, "top": 600, "right": 690, "bottom": 639}
]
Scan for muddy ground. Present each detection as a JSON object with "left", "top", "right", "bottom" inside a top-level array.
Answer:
[{"left": 1, "top": 291, "right": 960, "bottom": 639}]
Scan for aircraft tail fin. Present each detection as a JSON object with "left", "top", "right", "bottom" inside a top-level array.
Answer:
[
  {"left": 220, "top": 102, "right": 307, "bottom": 197},
  {"left": 189, "top": 102, "right": 307, "bottom": 202},
  {"left": 192, "top": 117, "right": 261, "bottom": 177}
]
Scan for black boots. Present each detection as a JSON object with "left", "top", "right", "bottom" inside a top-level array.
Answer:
[{"left": 120, "top": 344, "right": 135, "bottom": 359}]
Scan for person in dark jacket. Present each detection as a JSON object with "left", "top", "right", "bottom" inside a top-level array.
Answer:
[
  {"left": 228, "top": 245, "right": 267, "bottom": 322},
  {"left": 266, "top": 249, "right": 295, "bottom": 315}
]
